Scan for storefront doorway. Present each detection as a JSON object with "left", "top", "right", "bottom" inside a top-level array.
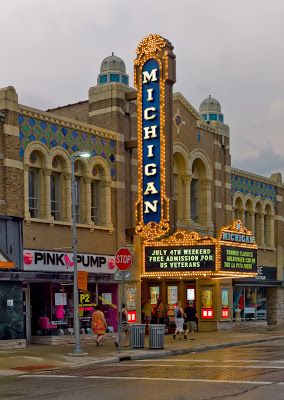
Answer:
[{"left": 23, "top": 286, "right": 31, "bottom": 343}]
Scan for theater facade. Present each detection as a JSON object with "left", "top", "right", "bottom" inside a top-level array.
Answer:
[
  {"left": 0, "top": 34, "right": 284, "bottom": 342},
  {"left": 133, "top": 34, "right": 272, "bottom": 331}
]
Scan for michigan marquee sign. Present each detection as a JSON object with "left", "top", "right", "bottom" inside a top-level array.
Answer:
[
  {"left": 142, "top": 221, "right": 257, "bottom": 278},
  {"left": 135, "top": 34, "right": 176, "bottom": 241}
]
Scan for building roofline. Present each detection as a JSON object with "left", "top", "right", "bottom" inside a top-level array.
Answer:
[
  {"left": 231, "top": 167, "right": 283, "bottom": 187},
  {"left": 46, "top": 100, "right": 88, "bottom": 112}
]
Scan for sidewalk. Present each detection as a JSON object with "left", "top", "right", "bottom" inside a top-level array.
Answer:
[{"left": 1, "top": 324, "right": 284, "bottom": 376}]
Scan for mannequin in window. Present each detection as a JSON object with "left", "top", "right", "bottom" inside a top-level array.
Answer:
[{"left": 56, "top": 305, "right": 65, "bottom": 321}]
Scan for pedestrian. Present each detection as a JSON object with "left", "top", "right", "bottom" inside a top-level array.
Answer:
[
  {"left": 173, "top": 301, "right": 184, "bottom": 339},
  {"left": 184, "top": 301, "right": 199, "bottom": 340},
  {"left": 115, "top": 303, "right": 129, "bottom": 348},
  {"left": 91, "top": 305, "right": 107, "bottom": 347},
  {"left": 155, "top": 297, "right": 164, "bottom": 324},
  {"left": 142, "top": 298, "right": 152, "bottom": 334},
  {"left": 238, "top": 293, "right": 244, "bottom": 318}
]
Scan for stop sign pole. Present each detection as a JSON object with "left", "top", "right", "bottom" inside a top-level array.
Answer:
[{"left": 115, "top": 248, "right": 133, "bottom": 351}]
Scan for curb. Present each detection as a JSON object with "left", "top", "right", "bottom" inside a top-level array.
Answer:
[{"left": 116, "top": 334, "right": 284, "bottom": 363}]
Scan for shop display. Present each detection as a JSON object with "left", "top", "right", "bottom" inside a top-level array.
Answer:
[{"left": 125, "top": 287, "right": 136, "bottom": 310}]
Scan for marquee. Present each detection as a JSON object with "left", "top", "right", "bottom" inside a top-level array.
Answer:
[{"left": 135, "top": 34, "right": 176, "bottom": 241}]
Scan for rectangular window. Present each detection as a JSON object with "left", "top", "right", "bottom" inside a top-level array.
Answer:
[
  {"left": 99, "top": 75, "right": 107, "bottom": 84},
  {"left": 122, "top": 75, "right": 129, "bottom": 84},
  {"left": 190, "top": 178, "right": 198, "bottom": 221},
  {"left": 91, "top": 180, "right": 100, "bottom": 225},
  {"left": 110, "top": 73, "right": 120, "bottom": 82},
  {"left": 209, "top": 113, "right": 218, "bottom": 121},
  {"left": 75, "top": 177, "right": 81, "bottom": 223},
  {"left": 50, "top": 172, "right": 61, "bottom": 221},
  {"left": 29, "top": 169, "right": 39, "bottom": 218}
]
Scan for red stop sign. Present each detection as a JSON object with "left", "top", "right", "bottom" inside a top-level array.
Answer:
[{"left": 115, "top": 248, "right": 133, "bottom": 271}]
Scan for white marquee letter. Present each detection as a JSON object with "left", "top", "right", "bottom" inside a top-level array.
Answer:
[
  {"left": 144, "top": 182, "right": 158, "bottom": 195},
  {"left": 144, "top": 200, "right": 158, "bottom": 214},
  {"left": 144, "top": 107, "right": 156, "bottom": 120},
  {"left": 145, "top": 163, "right": 157, "bottom": 176},
  {"left": 142, "top": 69, "right": 158, "bottom": 83},
  {"left": 146, "top": 144, "right": 154, "bottom": 157},
  {"left": 143, "top": 125, "right": 157, "bottom": 139},
  {"left": 147, "top": 88, "right": 154, "bottom": 101}
]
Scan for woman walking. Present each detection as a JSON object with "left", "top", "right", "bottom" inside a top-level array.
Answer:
[
  {"left": 92, "top": 305, "right": 107, "bottom": 346},
  {"left": 173, "top": 301, "right": 184, "bottom": 340}
]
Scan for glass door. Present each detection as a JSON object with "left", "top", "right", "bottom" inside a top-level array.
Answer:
[{"left": 23, "top": 285, "right": 31, "bottom": 343}]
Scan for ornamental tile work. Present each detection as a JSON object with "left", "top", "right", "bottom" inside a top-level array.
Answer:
[
  {"left": 18, "top": 115, "right": 116, "bottom": 177},
  {"left": 231, "top": 173, "right": 276, "bottom": 204}
]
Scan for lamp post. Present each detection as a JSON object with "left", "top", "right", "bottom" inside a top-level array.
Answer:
[{"left": 70, "top": 151, "right": 90, "bottom": 356}]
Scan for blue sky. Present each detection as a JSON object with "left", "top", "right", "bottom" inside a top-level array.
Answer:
[{"left": 1, "top": 0, "right": 283, "bottom": 178}]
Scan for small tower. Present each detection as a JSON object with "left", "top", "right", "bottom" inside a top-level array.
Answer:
[
  {"left": 199, "top": 95, "right": 224, "bottom": 123},
  {"left": 97, "top": 52, "right": 129, "bottom": 86}
]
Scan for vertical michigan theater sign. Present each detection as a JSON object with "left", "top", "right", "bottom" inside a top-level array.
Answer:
[{"left": 135, "top": 34, "right": 176, "bottom": 240}]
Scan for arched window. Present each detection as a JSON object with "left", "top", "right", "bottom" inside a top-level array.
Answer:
[
  {"left": 50, "top": 154, "right": 70, "bottom": 221},
  {"left": 234, "top": 196, "right": 244, "bottom": 222},
  {"left": 74, "top": 160, "right": 87, "bottom": 223},
  {"left": 90, "top": 162, "right": 112, "bottom": 227},
  {"left": 91, "top": 179, "right": 101, "bottom": 224},
  {"left": 254, "top": 202, "right": 263, "bottom": 245},
  {"left": 264, "top": 204, "right": 274, "bottom": 247},
  {"left": 50, "top": 171, "right": 60, "bottom": 220},
  {"left": 28, "top": 150, "right": 46, "bottom": 219},
  {"left": 245, "top": 199, "right": 254, "bottom": 232},
  {"left": 190, "top": 158, "right": 211, "bottom": 224},
  {"left": 173, "top": 153, "right": 187, "bottom": 224},
  {"left": 190, "top": 177, "right": 198, "bottom": 222},
  {"left": 29, "top": 167, "right": 39, "bottom": 218}
]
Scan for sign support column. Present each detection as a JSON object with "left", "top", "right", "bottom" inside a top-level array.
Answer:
[{"left": 115, "top": 247, "right": 133, "bottom": 351}]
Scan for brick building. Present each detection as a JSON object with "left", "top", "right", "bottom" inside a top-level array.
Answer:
[{"left": 0, "top": 42, "right": 283, "bottom": 343}]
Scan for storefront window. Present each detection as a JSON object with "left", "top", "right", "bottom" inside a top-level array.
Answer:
[
  {"left": 187, "top": 288, "right": 195, "bottom": 301},
  {"left": 150, "top": 286, "right": 160, "bottom": 305},
  {"left": 167, "top": 286, "right": 178, "bottom": 305},
  {"left": 30, "top": 281, "right": 119, "bottom": 336},
  {"left": 201, "top": 288, "right": 214, "bottom": 318},
  {"left": 222, "top": 288, "right": 229, "bottom": 308},
  {"left": 125, "top": 287, "right": 136, "bottom": 310},
  {"left": 201, "top": 288, "right": 213, "bottom": 309},
  {"left": 233, "top": 287, "right": 267, "bottom": 320}
]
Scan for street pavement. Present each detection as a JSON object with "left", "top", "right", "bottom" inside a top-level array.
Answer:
[{"left": 0, "top": 323, "right": 284, "bottom": 377}]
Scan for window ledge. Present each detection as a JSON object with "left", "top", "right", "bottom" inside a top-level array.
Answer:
[
  {"left": 258, "top": 245, "right": 276, "bottom": 251},
  {"left": 25, "top": 217, "right": 114, "bottom": 233}
]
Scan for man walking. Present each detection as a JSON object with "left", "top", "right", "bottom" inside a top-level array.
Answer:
[{"left": 184, "top": 301, "right": 199, "bottom": 340}]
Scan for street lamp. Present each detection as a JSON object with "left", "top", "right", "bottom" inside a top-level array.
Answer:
[{"left": 70, "top": 151, "right": 90, "bottom": 356}]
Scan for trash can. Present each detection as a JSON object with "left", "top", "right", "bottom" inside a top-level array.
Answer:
[
  {"left": 149, "top": 324, "right": 165, "bottom": 349},
  {"left": 130, "top": 324, "right": 145, "bottom": 349}
]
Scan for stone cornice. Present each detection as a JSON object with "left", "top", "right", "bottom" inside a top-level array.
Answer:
[
  {"left": 232, "top": 167, "right": 283, "bottom": 188},
  {"left": 173, "top": 92, "right": 200, "bottom": 120},
  {"left": 19, "top": 105, "right": 118, "bottom": 141},
  {"left": 196, "top": 120, "right": 217, "bottom": 134},
  {"left": 173, "top": 93, "right": 217, "bottom": 134}
]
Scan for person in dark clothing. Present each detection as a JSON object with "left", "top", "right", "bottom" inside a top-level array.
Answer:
[{"left": 184, "top": 301, "right": 199, "bottom": 340}]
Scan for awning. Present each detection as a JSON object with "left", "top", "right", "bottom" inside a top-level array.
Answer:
[
  {"left": 0, "top": 271, "right": 116, "bottom": 283},
  {"left": 0, "top": 249, "right": 15, "bottom": 269},
  {"left": 233, "top": 279, "right": 281, "bottom": 287}
]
